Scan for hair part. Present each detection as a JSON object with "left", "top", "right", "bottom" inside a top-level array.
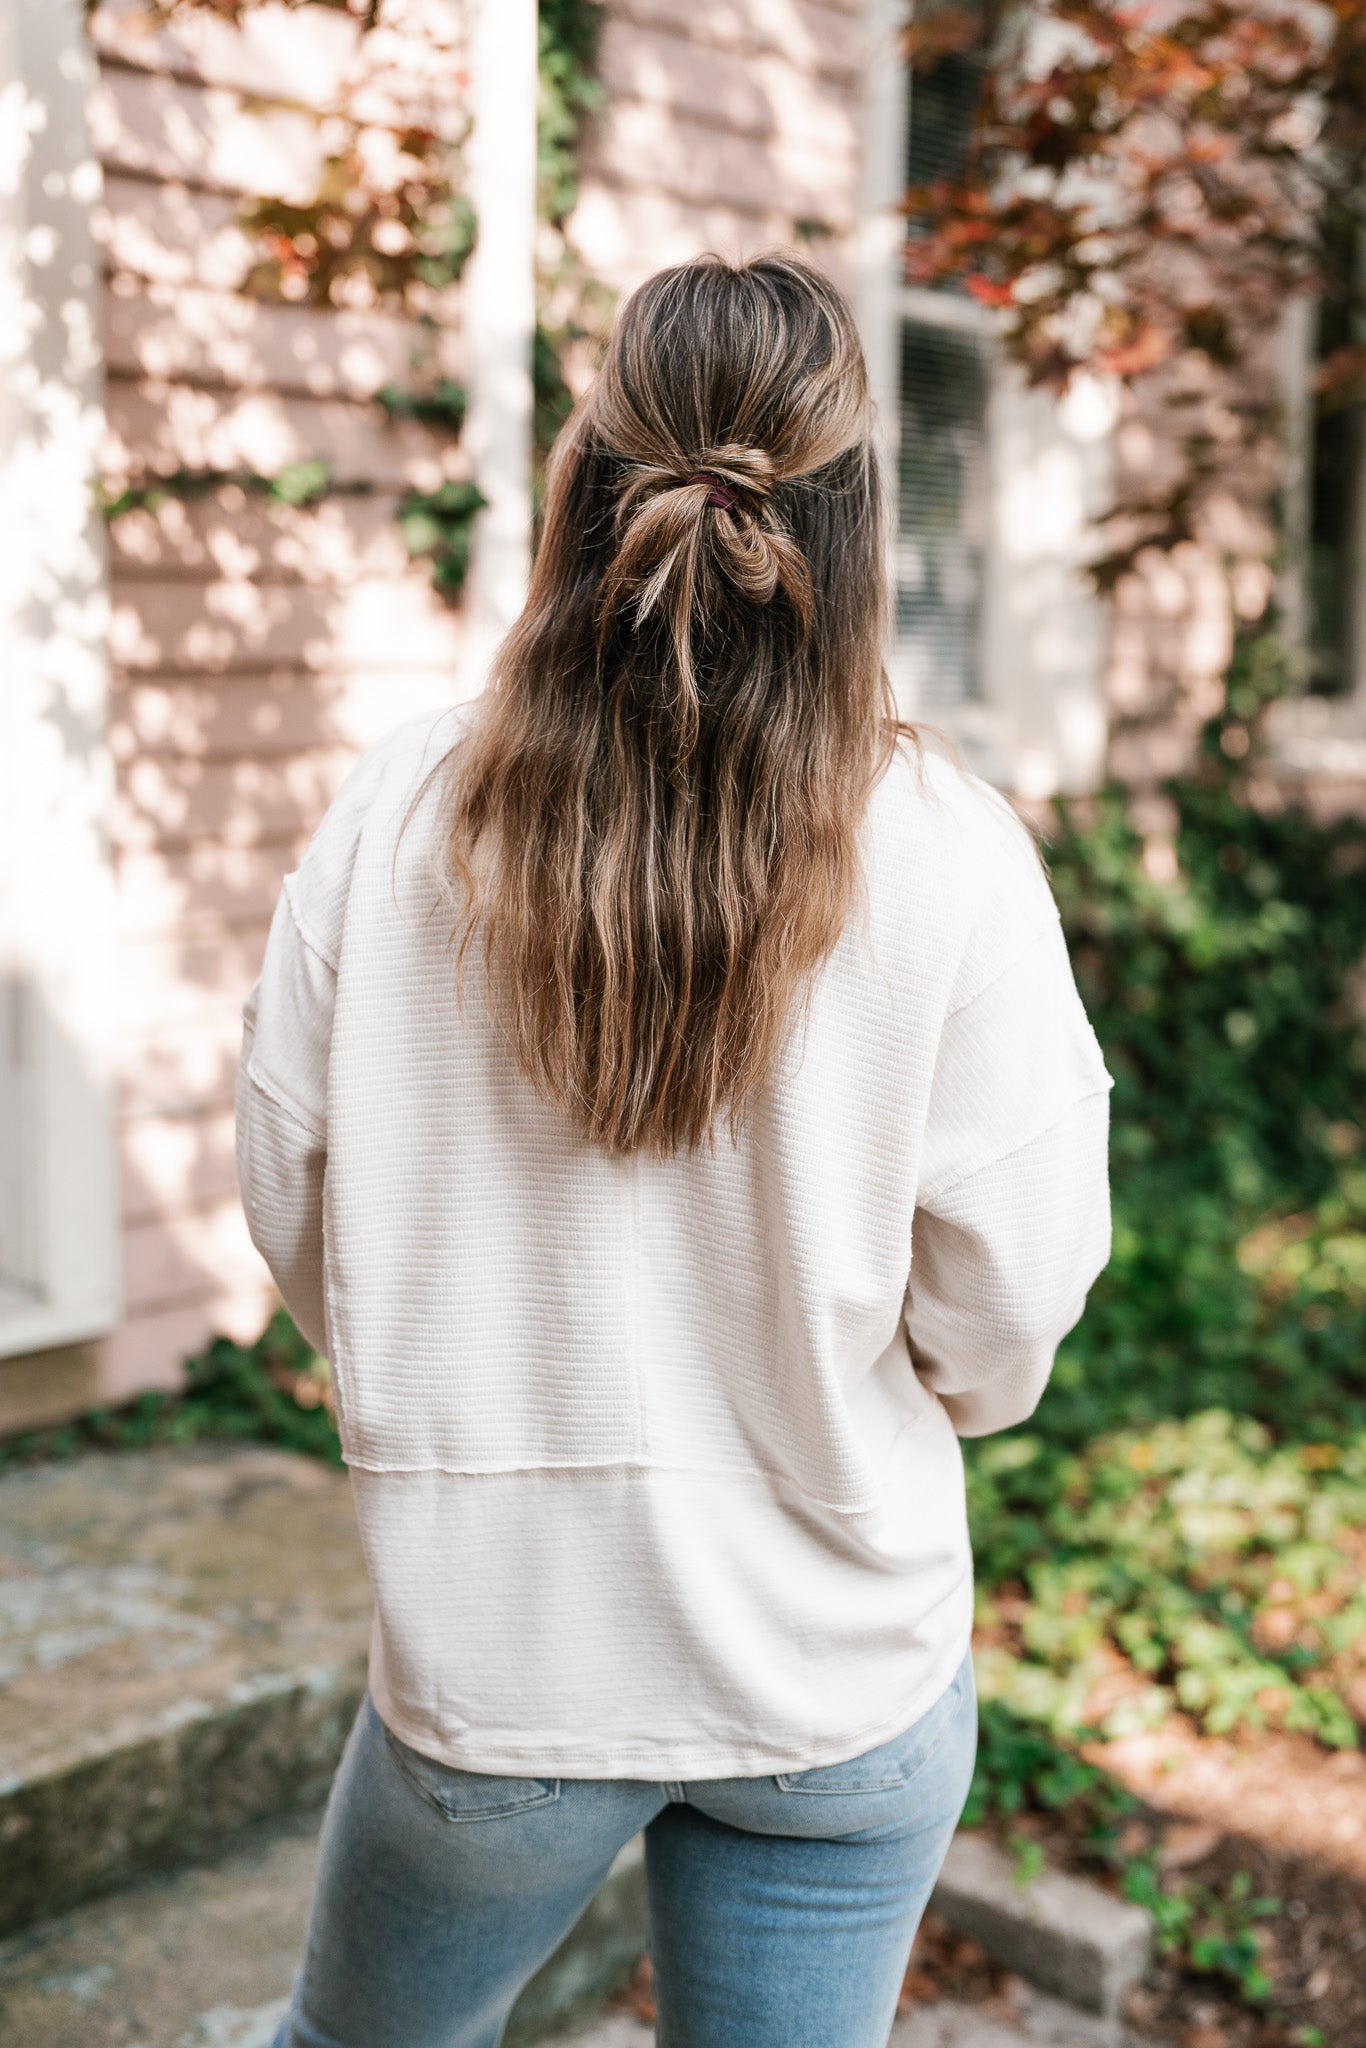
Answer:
[{"left": 440, "top": 251, "right": 918, "bottom": 1155}]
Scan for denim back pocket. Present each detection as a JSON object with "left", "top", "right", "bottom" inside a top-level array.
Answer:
[
  {"left": 382, "top": 1724, "right": 561, "bottom": 1823},
  {"left": 775, "top": 1654, "right": 973, "bottom": 1796}
]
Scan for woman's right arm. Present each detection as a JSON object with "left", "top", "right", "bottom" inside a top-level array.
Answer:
[{"left": 904, "top": 874, "right": 1115, "bottom": 1437}]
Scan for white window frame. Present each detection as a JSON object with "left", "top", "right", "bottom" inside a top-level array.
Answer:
[
  {"left": 857, "top": 2, "right": 1113, "bottom": 798},
  {"left": 0, "top": 0, "right": 120, "bottom": 1356},
  {"left": 1268, "top": 296, "right": 1366, "bottom": 779}
]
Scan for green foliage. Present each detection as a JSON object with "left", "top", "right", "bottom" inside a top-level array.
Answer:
[
  {"left": 963, "top": 1698, "right": 1138, "bottom": 1858},
  {"left": 395, "top": 478, "right": 487, "bottom": 596},
  {"left": 1041, "top": 636, "right": 1366, "bottom": 1450},
  {"left": 374, "top": 380, "right": 485, "bottom": 596},
  {"left": 534, "top": 316, "right": 589, "bottom": 468},
  {"left": 970, "top": 635, "right": 1366, "bottom": 1751},
  {"left": 1122, "top": 1860, "right": 1281, "bottom": 2005},
  {"left": 100, "top": 462, "right": 348, "bottom": 519},
  {"left": 538, "top": 0, "right": 605, "bottom": 227},
  {"left": 376, "top": 379, "right": 467, "bottom": 432},
  {"left": 971, "top": 1412, "right": 1366, "bottom": 1749},
  {"left": 0, "top": 1312, "right": 341, "bottom": 1473},
  {"left": 1007, "top": 1833, "right": 1046, "bottom": 1888},
  {"left": 961, "top": 633, "right": 1366, "bottom": 2016}
]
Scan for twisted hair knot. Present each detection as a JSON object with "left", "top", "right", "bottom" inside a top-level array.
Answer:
[{"left": 603, "top": 440, "right": 810, "bottom": 653}]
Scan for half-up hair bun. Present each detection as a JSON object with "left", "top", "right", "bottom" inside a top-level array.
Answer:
[
  {"left": 442, "top": 251, "right": 909, "bottom": 1156},
  {"left": 589, "top": 266, "right": 871, "bottom": 675}
]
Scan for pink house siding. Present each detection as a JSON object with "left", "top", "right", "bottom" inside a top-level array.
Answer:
[
  {"left": 572, "top": 0, "right": 865, "bottom": 297},
  {"left": 2, "top": 5, "right": 468, "bottom": 1428}
]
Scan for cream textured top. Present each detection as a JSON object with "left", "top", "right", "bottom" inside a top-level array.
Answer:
[{"left": 236, "top": 706, "right": 1114, "bottom": 1778}]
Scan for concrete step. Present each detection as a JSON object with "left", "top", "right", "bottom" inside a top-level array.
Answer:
[
  {"left": 0, "top": 1810, "right": 644, "bottom": 2048},
  {"left": 0, "top": 1805, "right": 1148, "bottom": 2048},
  {"left": 0, "top": 1444, "right": 371, "bottom": 1936},
  {"left": 578, "top": 1996, "right": 1153, "bottom": 2048}
]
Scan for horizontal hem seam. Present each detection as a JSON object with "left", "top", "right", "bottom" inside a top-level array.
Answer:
[{"left": 340, "top": 1438, "right": 941, "bottom": 1519}]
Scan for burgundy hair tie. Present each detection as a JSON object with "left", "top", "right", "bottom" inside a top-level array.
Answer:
[{"left": 688, "top": 471, "right": 739, "bottom": 514}]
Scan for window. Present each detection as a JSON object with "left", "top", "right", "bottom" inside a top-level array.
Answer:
[
  {"left": 895, "top": 304, "right": 991, "bottom": 712},
  {"left": 1307, "top": 289, "right": 1366, "bottom": 699},
  {"left": 860, "top": 31, "right": 1112, "bottom": 796},
  {"left": 1269, "top": 297, "right": 1366, "bottom": 777}
]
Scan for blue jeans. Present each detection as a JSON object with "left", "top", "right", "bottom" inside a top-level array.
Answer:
[{"left": 274, "top": 1651, "right": 977, "bottom": 2048}]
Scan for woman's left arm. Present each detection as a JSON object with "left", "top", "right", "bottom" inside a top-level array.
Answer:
[{"left": 235, "top": 881, "right": 337, "bottom": 1357}]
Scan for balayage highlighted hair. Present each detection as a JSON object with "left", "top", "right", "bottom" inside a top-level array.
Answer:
[{"left": 442, "top": 251, "right": 916, "bottom": 1155}]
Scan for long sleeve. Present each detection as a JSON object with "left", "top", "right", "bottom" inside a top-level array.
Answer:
[
  {"left": 235, "top": 878, "right": 337, "bottom": 1357},
  {"left": 905, "top": 894, "right": 1114, "bottom": 1438}
]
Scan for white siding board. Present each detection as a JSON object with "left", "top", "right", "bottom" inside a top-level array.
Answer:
[
  {"left": 109, "top": 577, "right": 464, "bottom": 677},
  {"left": 596, "top": 20, "right": 857, "bottom": 161},
  {"left": 111, "top": 670, "right": 454, "bottom": 760},
  {"left": 104, "top": 379, "right": 463, "bottom": 493},
  {"left": 112, "top": 747, "right": 355, "bottom": 854},
  {"left": 91, "top": 66, "right": 329, "bottom": 202},
  {"left": 105, "top": 493, "right": 421, "bottom": 582},
  {"left": 105, "top": 284, "right": 461, "bottom": 404}
]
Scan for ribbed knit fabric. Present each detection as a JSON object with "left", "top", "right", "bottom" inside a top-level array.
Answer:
[{"left": 236, "top": 707, "right": 1114, "bottom": 1777}]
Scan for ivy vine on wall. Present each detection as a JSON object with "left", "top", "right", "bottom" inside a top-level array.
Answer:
[{"left": 98, "top": 0, "right": 608, "bottom": 597}]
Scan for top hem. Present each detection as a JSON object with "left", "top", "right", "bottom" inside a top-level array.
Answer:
[{"left": 367, "top": 1615, "right": 972, "bottom": 1782}]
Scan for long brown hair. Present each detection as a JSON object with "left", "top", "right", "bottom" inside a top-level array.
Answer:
[{"left": 442, "top": 252, "right": 911, "bottom": 1154}]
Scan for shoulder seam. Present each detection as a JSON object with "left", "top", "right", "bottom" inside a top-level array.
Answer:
[
  {"left": 243, "top": 1055, "right": 327, "bottom": 1146},
  {"left": 917, "top": 1077, "right": 1113, "bottom": 1209},
  {"left": 944, "top": 903, "right": 1061, "bottom": 1022}
]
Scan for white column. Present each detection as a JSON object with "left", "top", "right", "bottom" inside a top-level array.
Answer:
[
  {"left": 462, "top": 0, "right": 539, "bottom": 692},
  {"left": 0, "top": 0, "right": 119, "bottom": 1353},
  {"left": 978, "top": 368, "right": 1116, "bottom": 797},
  {"left": 856, "top": 0, "right": 910, "bottom": 471}
]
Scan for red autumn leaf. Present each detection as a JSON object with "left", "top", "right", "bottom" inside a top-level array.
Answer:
[
  {"left": 965, "top": 276, "right": 1016, "bottom": 308},
  {"left": 1096, "top": 321, "right": 1174, "bottom": 378}
]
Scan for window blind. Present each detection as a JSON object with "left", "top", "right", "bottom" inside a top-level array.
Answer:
[
  {"left": 893, "top": 319, "right": 989, "bottom": 711},
  {"left": 894, "top": 47, "right": 991, "bottom": 714},
  {"left": 906, "top": 48, "right": 985, "bottom": 189}
]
